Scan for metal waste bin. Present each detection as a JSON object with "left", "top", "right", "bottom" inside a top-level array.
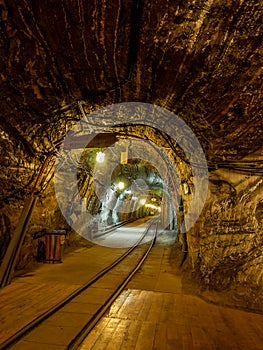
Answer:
[{"left": 45, "top": 230, "right": 66, "bottom": 263}]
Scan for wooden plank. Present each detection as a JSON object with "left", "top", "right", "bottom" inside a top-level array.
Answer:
[
  {"left": 90, "top": 318, "right": 121, "bottom": 348},
  {"left": 0, "top": 196, "right": 37, "bottom": 287},
  {"left": 119, "top": 320, "right": 142, "bottom": 350},
  {"left": 63, "top": 133, "right": 117, "bottom": 149},
  {"left": 105, "top": 319, "right": 131, "bottom": 350},
  {"left": 153, "top": 322, "right": 168, "bottom": 350},
  {"left": 78, "top": 318, "right": 112, "bottom": 350},
  {"left": 134, "top": 321, "right": 156, "bottom": 350}
]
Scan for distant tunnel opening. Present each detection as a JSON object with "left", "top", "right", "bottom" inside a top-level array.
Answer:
[{"left": 59, "top": 130, "right": 182, "bottom": 248}]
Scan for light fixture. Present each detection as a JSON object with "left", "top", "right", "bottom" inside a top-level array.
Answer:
[
  {"left": 183, "top": 182, "right": 189, "bottom": 194},
  {"left": 117, "top": 181, "right": 125, "bottom": 190},
  {"left": 120, "top": 141, "right": 129, "bottom": 164},
  {"left": 145, "top": 203, "right": 157, "bottom": 209},
  {"left": 96, "top": 151, "right": 105, "bottom": 163},
  {"left": 121, "top": 151, "right": 128, "bottom": 165}
]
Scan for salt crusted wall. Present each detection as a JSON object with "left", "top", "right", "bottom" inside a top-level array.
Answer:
[
  {"left": 187, "top": 163, "right": 263, "bottom": 311},
  {"left": 0, "top": 122, "right": 183, "bottom": 270},
  {"left": 0, "top": 0, "right": 262, "bottom": 311},
  {"left": 0, "top": 126, "right": 71, "bottom": 269},
  {"left": 0, "top": 122, "right": 262, "bottom": 313}
]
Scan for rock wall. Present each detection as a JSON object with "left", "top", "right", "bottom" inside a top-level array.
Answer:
[
  {"left": 187, "top": 166, "right": 263, "bottom": 311},
  {"left": 0, "top": 121, "right": 262, "bottom": 314}
]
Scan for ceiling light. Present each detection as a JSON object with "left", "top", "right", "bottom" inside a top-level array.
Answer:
[
  {"left": 117, "top": 181, "right": 125, "bottom": 190},
  {"left": 183, "top": 182, "right": 189, "bottom": 194},
  {"left": 96, "top": 151, "right": 105, "bottom": 163}
]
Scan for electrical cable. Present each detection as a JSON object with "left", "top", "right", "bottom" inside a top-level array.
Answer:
[
  {"left": 47, "top": 114, "right": 263, "bottom": 187},
  {"left": 73, "top": 0, "right": 143, "bottom": 104},
  {"left": 47, "top": 110, "right": 263, "bottom": 171}
]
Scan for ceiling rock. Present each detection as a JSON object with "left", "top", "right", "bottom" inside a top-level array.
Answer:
[
  {"left": 0, "top": 0, "right": 262, "bottom": 162},
  {"left": 0, "top": 2, "right": 262, "bottom": 309}
]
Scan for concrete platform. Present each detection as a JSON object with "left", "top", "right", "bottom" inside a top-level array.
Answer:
[{"left": 0, "top": 236, "right": 263, "bottom": 349}]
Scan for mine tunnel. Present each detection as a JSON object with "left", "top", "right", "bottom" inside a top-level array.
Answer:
[{"left": 0, "top": 1, "right": 262, "bottom": 349}]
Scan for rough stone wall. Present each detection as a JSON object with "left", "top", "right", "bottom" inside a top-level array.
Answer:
[
  {"left": 1, "top": 0, "right": 262, "bottom": 159},
  {"left": 0, "top": 127, "right": 39, "bottom": 267},
  {"left": 187, "top": 164, "right": 263, "bottom": 311},
  {"left": 0, "top": 122, "right": 72, "bottom": 269},
  {"left": 0, "top": 0, "right": 262, "bottom": 312},
  {"left": 0, "top": 180, "right": 67, "bottom": 270}
]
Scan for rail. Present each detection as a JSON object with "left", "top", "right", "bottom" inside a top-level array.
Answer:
[
  {"left": 0, "top": 219, "right": 158, "bottom": 350},
  {"left": 69, "top": 221, "right": 158, "bottom": 350}
]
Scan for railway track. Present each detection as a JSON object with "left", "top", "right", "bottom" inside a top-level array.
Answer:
[{"left": 1, "top": 219, "right": 158, "bottom": 350}]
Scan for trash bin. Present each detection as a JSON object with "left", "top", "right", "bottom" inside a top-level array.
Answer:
[{"left": 45, "top": 230, "right": 66, "bottom": 263}]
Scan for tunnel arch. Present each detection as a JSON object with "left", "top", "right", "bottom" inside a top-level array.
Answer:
[{"left": 54, "top": 102, "right": 208, "bottom": 250}]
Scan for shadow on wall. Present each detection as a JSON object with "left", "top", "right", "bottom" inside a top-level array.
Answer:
[{"left": 0, "top": 213, "right": 11, "bottom": 265}]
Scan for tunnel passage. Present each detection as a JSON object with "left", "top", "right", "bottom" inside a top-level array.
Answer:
[
  {"left": 53, "top": 103, "right": 208, "bottom": 247},
  {"left": 1, "top": 102, "right": 203, "bottom": 289},
  {"left": 1, "top": 100, "right": 262, "bottom": 312},
  {"left": 0, "top": 0, "right": 262, "bottom": 313},
  {"left": 54, "top": 121, "right": 190, "bottom": 249}
]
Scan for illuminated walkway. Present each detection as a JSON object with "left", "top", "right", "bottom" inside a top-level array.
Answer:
[
  {"left": 0, "top": 225, "right": 262, "bottom": 349},
  {"left": 80, "top": 247, "right": 263, "bottom": 349},
  {"left": 93, "top": 218, "right": 159, "bottom": 248}
]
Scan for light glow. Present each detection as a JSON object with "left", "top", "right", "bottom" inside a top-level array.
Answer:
[
  {"left": 96, "top": 151, "right": 105, "bottom": 163},
  {"left": 145, "top": 203, "right": 157, "bottom": 209},
  {"left": 117, "top": 181, "right": 125, "bottom": 190}
]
